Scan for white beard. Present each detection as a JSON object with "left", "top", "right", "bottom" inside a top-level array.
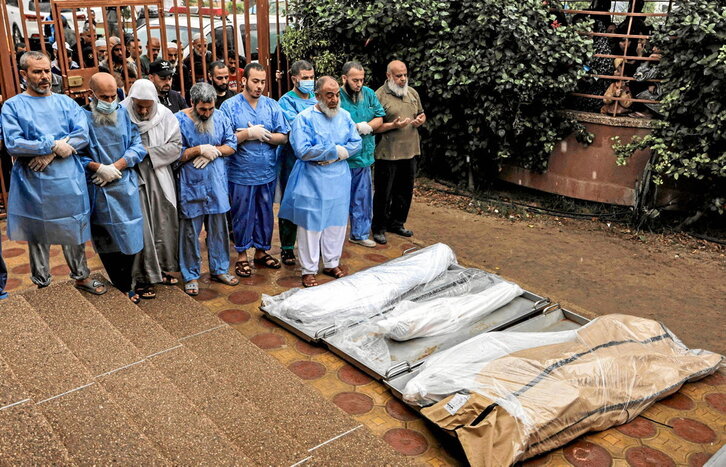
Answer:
[
  {"left": 90, "top": 101, "right": 118, "bottom": 126},
  {"left": 388, "top": 79, "right": 408, "bottom": 97},
  {"left": 191, "top": 108, "right": 215, "bottom": 134},
  {"left": 319, "top": 102, "right": 340, "bottom": 119}
]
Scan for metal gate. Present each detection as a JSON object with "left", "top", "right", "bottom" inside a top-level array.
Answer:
[{"left": 0, "top": 0, "right": 289, "bottom": 213}]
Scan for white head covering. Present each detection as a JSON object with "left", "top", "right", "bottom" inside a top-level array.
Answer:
[
  {"left": 121, "top": 79, "right": 160, "bottom": 133},
  {"left": 167, "top": 42, "right": 177, "bottom": 50},
  {"left": 121, "top": 79, "right": 179, "bottom": 207},
  {"left": 95, "top": 39, "right": 107, "bottom": 47}
]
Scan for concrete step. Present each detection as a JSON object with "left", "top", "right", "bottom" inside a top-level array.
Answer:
[
  {"left": 0, "top": 295, "right": 169, "bottom": 464},
  {"left": 0, "top": 355, "right": 74, "bottom": 465},
  {"left": 98, "top": 357, "right": 253, "bottom": 465},
  {"left": 83, "top": 280, "right": 309, "bottom": 465},
  {"left": 140, "top": 286, "right": 360, "bottom": 449},
  {"left": 21, "top": 281, "right": 143, "bottom": 376}
]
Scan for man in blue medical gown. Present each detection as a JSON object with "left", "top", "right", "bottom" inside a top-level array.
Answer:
[
  {"left": 1, "top": 51, "right": 105, "bottom": 294},
  {"left": 276, "top": 60, "right": 316, "bottom": 265},
  {"left": 176, "top": 82, "right": 239, "bottom": 296},
  {"left": 220, "top": 63, "right": 289, "bottom": 278},
  {"left": 279, "top": 76, "right": 362, "bottom": 288},
  {"left": 81, "top": 72, "right": 147, "bottom": 303}
]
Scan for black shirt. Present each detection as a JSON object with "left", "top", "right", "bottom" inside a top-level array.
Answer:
[
  {"left": 215, "top": 89, "right": 236, "bottom": 109},
  {"left": 158, "top": 90, "right": 189, "bottom": 113}
]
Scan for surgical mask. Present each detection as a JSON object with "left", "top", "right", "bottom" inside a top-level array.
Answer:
[
  {"left": 95, "top": 98, "right": 117, "bottom": 115},
  {"left": 297, "top": 79, "right": 314, "bottom": 95}
]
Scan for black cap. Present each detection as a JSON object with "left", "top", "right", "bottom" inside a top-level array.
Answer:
[{"left": 149, "top": 59, "right": 175, "bottom": 77}]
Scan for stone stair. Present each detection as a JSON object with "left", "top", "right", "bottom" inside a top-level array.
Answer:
[{"left": 0, "top": 276, "right": 413, "bottom": 466}]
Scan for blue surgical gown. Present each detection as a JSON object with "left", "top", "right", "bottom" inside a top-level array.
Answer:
[
  {"left": 175, "top": 110, "right": 237, "bottom": 219},
  {"left": 80, "top": 105, "right": 147, "bottom": 255},
  {"left": 219, "top": 94, "right": 289, "bottom": 186},
  {"left": 278, "top": 107, "right": 362, "bottom": 231},
  {"left": 2, "top": 93, "right": 91, "bottom": 245},
  {"left": 277, "top": 90, "right": 317, "bottom": 176}
]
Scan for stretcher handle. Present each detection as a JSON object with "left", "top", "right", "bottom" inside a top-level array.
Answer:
[
  {"left": 385, "top": 361, "right": 411, "bottom": 379},
  {"left": 532, "top": 298, "right": 551, "bottom": 311},
  {"left": 543, "top": 303, "right": 561, "bottom": 315},
  {"left": 402, "top": 246, "right": 420, "bottom": 255},
  {"left": 315, "top": 324, "right": 337, "bottom": 339}
]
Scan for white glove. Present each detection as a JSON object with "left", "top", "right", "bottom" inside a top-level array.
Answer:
[
  {"left": 95, "top": 164, "right": 122, "bottom": 183},
  {"left": 192, "top": 156, "right": 210, "bottom": 169},
  {"left": 247, "top": 123, "right": 272, "bottom": 142},
  {"left": 53, "top": 137, "right": 75, "bottom": 158},
  {"left": 28, "top": 154, "right": 55, "bottom": 172},
  {"left": 336, "top": 145, "right": 350, "bottom": 160},
  {"left": 356, "top": 122, "right": 373, "bottom": 135},
  {"left": 199, "top": 144, "right": 221, "bottom": 161}
]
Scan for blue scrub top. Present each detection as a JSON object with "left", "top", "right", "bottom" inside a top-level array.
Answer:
[
  {"left": 278, "top": 107, "right": 362, "bottom": 231},
  {"left": 175, "top": 110, "right": 237, "bottom": 218},
  {"left": 340, "top": 86, "right": 386, "bottom": 168},
  {"left": 277, "top": 90, "right": 317, "bottom": 167},
  {"left": 2, "top": 93, "right": 91, "bottom": 245},
  {"left": 219, "top": 94, "right": 289, "bottom": 186},
  {"left": 80, "top": 105, "right": 146, "bottom": 255}
]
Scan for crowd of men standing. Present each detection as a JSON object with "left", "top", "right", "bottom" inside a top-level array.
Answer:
[{"left": 0, "top": 49, "right": 425, "bottom": 301}]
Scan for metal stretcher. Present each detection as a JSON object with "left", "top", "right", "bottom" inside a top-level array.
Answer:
[{"left": 259, "top": 250, "right": 589, "bottom": 405}]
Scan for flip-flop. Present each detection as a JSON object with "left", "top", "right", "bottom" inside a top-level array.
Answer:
[
  {"left": 184, "top": 281, "right": 199, "bottom": 296},
  {"left": 253, "top": 253, "right": 281, "bottom": 269},
  {"left": 75, "top": 279, "right": 107, "bottom": 295},
  {"left": 322, "top": 266, "right": 345, "bottom": 279},
  {"left": 211, "top": 273, "right": 239, "bottom": 286},
  {"left": 235, "top": 260, "right": 252, "bottom": 277},
  {"left": 127, "top": 291, "right": 141, "bottom": 304}
]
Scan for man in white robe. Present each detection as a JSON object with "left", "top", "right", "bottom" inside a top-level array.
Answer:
[{"left": 121, "top": 79, "right": 182, "bottom": 299}]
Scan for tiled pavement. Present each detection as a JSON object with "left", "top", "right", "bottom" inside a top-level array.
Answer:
[{"left": 2, "top": 222, "right": 724, "bottom": 466}]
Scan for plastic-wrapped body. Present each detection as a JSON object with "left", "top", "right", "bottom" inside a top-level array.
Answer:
[
  {"left": 402, "top": 314, "right": 722, "bottom": 466},
  {"left": 328, "top": 268, "right": 519, "bottom": 374},
  {"left": 261, "top": 243, "right": 457, "bottom": 327},
  {"left": 378, "top": 280, "right": 524, "bottom": 341}
]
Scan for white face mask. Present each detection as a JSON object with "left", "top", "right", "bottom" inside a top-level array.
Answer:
[{"left": 95, "top": 98, "right": 117, "bottom": 114}]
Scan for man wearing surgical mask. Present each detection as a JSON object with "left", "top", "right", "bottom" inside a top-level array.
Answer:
[
  {"left": 276, "top": 60, "right": 316, "bottom": 266},
  {"left": 80, "top": 72, "right": 147, "bottom": 303}
]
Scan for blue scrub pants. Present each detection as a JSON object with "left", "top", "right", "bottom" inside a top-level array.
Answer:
[
  {"left": 349, "top": 166, "right": 373, "bottom": 241},
  {"left": 179, "top": 213, "right": 230, "bottom": 283},
  {"left": 229, "top": 180, "right": 275, "bottom": 253}
]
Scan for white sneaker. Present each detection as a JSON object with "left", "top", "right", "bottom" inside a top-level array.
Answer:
[{"left": 349, "top": 237, "right": 377, "bottom": 248}]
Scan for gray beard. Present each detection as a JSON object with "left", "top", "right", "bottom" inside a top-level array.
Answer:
[
  {"left": 191, "top": 108, "right": 215, "bottom": 134},
  {"left": 90, "top": 101, "right": 118, "bottom": 126},
  {"left": 388, "top": 79, "right": 408, "bottom": 97},
  {"left": 319, "top": 103, "right": 340, "bottom": 119},
  {"left": 29, "top": 82, "right": 51, "bottom": 95}
]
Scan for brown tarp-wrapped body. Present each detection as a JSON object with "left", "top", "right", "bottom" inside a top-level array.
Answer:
[{"left": 420, "top": 314, "right": 723, "bottom": 466}]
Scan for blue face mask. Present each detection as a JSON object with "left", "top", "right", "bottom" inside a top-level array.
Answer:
[
  {"left": 297, "top": 79, "right": 314, "bottom": 95},
  {"left": 95, "top": 98, "right": 117, "bottom": 115}
]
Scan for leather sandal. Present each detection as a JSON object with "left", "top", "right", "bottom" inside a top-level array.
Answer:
[
  {"left": 235, "top": 260, "right": 252, "bottom": 277},
  {"left": 322, "top": 266, "right": 345, "bottom": 279},
  {"left": 301, "top": 274, "right": 318, "bottom": 288},
  {"left": 253, "top": 253, "right": 281, "bottom": 269}
]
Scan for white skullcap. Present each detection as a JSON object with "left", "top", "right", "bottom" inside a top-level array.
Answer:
[
  {"left": 167, "top": 42, "right": 177, "bottom": 50},
  {"left": 95, "top": 39, "right": 107, "bottom": 47}
]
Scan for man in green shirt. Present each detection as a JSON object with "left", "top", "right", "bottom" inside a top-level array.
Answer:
[
  {"left": 340, "top": 61, "right": 385, "bottom": 247},
  {"left": 373, "top": 60, "right": 426, "bottom": 244}
]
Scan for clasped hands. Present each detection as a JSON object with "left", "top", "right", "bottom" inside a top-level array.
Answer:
[
  {"left": 29, "top": 137, "right": 75, "bottom": 172},
  {"left": 317, "top": 146, "right": 349, "bottom": 166},
  {"left": 192, "top": 144, "right": 222, "bottom": 169}
]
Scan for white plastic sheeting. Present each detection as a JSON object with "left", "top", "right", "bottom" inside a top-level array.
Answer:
[
  {"left": 261, "top": 243, "right": 457, "bottom": 328},
  {"left": 377, "top": 281, "right": 524, "bottom": 341}
]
